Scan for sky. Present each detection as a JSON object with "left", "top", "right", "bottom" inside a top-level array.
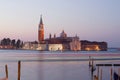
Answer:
[{"left": 0, "top": 0, "right": 120, "bottom": 48}]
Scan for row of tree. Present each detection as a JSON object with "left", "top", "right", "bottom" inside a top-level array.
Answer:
[{"left": 0, "top": 38, "right": 23, "bottom": 49}]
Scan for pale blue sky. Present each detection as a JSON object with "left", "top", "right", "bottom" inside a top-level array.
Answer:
[{"left": 0, "top": 0, "right": 120, "bottom": 47}]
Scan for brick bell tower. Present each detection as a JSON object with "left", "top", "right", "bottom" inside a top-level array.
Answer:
[{"left": 38, "top": 15, "right": 44, "bottom": 43}]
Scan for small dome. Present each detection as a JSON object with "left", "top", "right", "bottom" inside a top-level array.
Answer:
[{"left": 60, "top": 30, "right": 67, "bottom": 38}]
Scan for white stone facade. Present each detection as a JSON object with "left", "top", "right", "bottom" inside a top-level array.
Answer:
[
  {"left": 22, "top": 42, "right": 63, "bottom": 51},
  {"left": 70, "top": 37, "right": 81, "bottom": 51},
  {"left": 48, "top": 44, "right": 63, "bottom": 51}
]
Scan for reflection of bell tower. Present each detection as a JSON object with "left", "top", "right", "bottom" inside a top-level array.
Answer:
[{"left": 38, "top": 15, "right": 44, "bottom": 43}]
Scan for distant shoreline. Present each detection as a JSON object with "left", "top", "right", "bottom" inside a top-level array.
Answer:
[{"left": 0, "top": 47, "right": 119, "bottom": 51}]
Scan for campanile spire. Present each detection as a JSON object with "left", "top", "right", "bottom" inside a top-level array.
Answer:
[
  {"left": 40, "top": 15, "right": 43, "bottom": 25},
  {"left": 38, "top": 15, "right": 44, "bottom": 43}
]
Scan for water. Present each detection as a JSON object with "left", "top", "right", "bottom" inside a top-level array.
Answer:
[{"left": 0, "top": 49, "right": 119, "bottom": 80}]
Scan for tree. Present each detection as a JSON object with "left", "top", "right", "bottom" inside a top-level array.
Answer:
[
  {"left": 20, "top": 41, "right": 24, "bottom": 48},
  {"left": 0, "top": 38, "right": 23, "bottom": 49},
  {"left": 1, "top": 38, "right": 11, "bottom": 46},
  {"left": 11, "top": 39, "right": 16, "bottom": 48},
  {"left": 6, "top": 38, "right": 11, "bottom": 45},
  {"left": 16, "top": 39, "right": 21, "bottom": 49},
  {"left": 1, "top": 38, "right": 7, "bottom": 45}
]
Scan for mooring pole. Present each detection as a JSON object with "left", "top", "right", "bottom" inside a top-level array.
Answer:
[
  {"left": 18, "top": 61, "right": 21, "bottom": 80},
  {"left": 97, "top": 66, "right": 99, "bottom": 80},
  {"left": 118, "top": 68, "right": 120, "bottom": 80},
  {"left": 100, "top": 68, "right": 102, "bottom": 80},
  {"left": 91, "top": 58, "right": 94, "bottom": 80},
  {"left": 5, "top": 64, "right": 8, "bottom": 78},
  {"left": 89, "top": 56, "right": 91, "bottom": 67},
  {"left": 110, "top": 68, "right": 113, "bottom": 80}
]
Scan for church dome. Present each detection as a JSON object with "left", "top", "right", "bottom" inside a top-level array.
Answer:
[{"left": 60, "top": 30, "right": 67, "bottom": 38}]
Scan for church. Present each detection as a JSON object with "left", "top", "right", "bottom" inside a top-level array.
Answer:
[
  {"left": 23, "top": 16, "right": 81, "bottom": 51},
  {"left": 22, "top": 16, "right": 107, "bottom": 51}
]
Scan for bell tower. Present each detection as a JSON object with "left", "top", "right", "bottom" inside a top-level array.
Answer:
[{"left": 38, "top": 15, "right": 44, "bottom": 43}]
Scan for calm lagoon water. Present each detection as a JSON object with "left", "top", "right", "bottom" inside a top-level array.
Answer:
[{"left": 0, "top": 49, "right": 119, "bottom": 80}]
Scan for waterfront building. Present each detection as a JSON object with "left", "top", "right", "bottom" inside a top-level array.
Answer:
[
  {"left": 22, "top": 16, "right": 107, "bottom": 51},
  {"left": 48, "top": 44, "right": 63, "bottom": 51},
  {"left": 22, "top": 42, "right": 63, "bottom": 51},
  {"left": 23, "top": 30, "right": 81, "bottom": 51},
  {"left": 22, "top": 42, "right": 38, "bottom": 50},
  {"left": 81, "top": 40, "right": 107, "bottom": 51},
  {"left": 0, "top": 45, "right": 13, "bottom": 49},
  {"left": 70, "top": 36, "right": 81, "bottom": 51},
  {"left": 45, "top": 31, "right": 81, "bottom": 51}
]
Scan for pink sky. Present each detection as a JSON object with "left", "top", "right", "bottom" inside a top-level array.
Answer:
[{"left": 0, "top": 0, "right": 120, "bottom": 47}]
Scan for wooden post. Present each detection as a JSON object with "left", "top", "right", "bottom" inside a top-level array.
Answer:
[
  {"left": 91, "top": 58, "right": 94, "bottom": 72},
  {"left": 91, "top": 58, "right": 94, "bottom": 80},
  {"left": 89, "top": 56, "right": 91, "bottom": 67},
  {"left": 5, "top": 64, "right": 8, "bottom": 78},
  {"left": 94, "top": 75, "right": 98, "bottom": 80},
  {"left": 100, "top": 68, "right": 102, "bottom": 80},
  {"left": 118, "top": 68, "right": 120, "bottom": 80},
  {"left": 92, "top": 58, "right": 94, "bottom": 68},
  {"left": 97, "top": 66, "right": 99, "bottom": 80},
  {"left": 110, "top": 68, "right": 113, "bottom": 80},
  {"left": 18, "top": 61, "right": 21, "bottom": 80}
]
